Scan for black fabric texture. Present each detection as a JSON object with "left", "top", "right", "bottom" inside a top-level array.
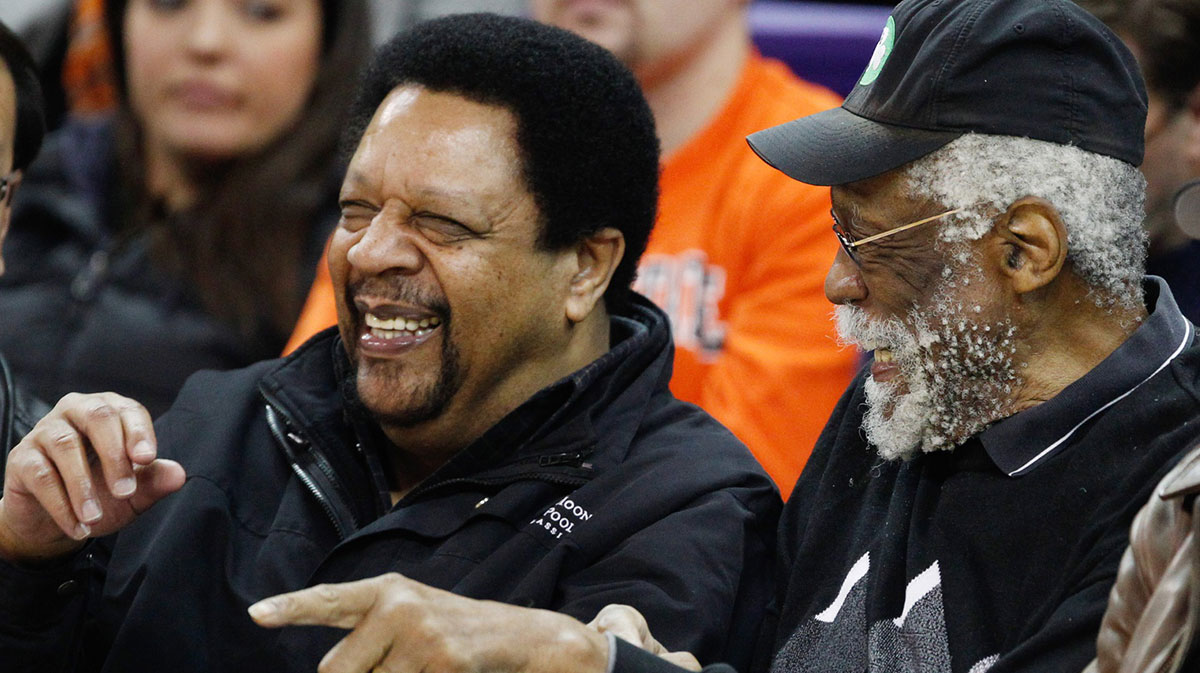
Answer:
[{"left": 612, "top": 638, "right": 739, "bottom": 673}]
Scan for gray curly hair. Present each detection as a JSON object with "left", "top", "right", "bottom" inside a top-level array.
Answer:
[{"left": 902, "top": 134, "right": 1148, "bottom": 310}]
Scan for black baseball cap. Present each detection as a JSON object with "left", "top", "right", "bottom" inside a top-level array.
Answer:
[{"left": 747, "top": 0, "right": 1148, "bottom": 186}]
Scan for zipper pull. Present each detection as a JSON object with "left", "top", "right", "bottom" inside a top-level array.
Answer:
[{"left": 538, "top": 450, "right": 592, "bottom": 468}]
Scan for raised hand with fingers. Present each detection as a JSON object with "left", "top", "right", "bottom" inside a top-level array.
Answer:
[
  {"left": 249, "top": 573, "right": 611, "bottom": 673},
  {"left": 0, "top": 392, "right": 186, "bottom": 564}
]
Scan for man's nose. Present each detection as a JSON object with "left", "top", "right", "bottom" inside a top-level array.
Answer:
[
  {"left": 346, "top": 214, "right": 425, "bottom": 276},
  {"left": 825, "top": 248, "right": 867, "bottom": 305}
]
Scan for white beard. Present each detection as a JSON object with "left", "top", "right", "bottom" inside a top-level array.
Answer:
[{"left": 833, "top": 270, "right": 1021, "bottom": 460}]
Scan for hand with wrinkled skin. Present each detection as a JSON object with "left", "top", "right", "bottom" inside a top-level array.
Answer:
[
  {"left": 0, "top": 392, "right": 186, "bottom": 564},
  {"left": 249, "top": 573, "right": 611, "bottom": 673},
  {"left": 588, "top": 604, "right": 702, "bottom": 671}
]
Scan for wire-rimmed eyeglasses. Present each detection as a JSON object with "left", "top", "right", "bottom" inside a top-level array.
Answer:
[{"left": 831, "top": 207, "right": 964, "bottom": 265}]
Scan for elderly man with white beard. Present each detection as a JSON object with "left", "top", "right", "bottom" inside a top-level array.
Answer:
[{"left": 581, "top": 0, "right": 1200, "bottom": 671}]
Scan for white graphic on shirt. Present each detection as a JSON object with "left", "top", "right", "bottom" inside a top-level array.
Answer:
[
  {"left": 635, "top": 251, "right": 727, "bottom": 361},
  {"left": 771, "top": 555, "right": 998, "bottom": 673},
  {"left": 893, "top": 561, "right": 941, "bottom": 627},
  {"left": 816, "top": 552, "right": 871, "bottom": 622},
  {"left": 969, "top": 655, "right": 999, "bottom": 673},
  {"left": 529, "top": 496, "right": 593, "bottom": 540}
]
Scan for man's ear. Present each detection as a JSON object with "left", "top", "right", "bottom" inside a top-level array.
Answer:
[
  {"left": 990, "top": 196, "right": 1068, "bottom": 295},
  {"left": 565, "top": 227, "right": 625, "bottom": 324}
]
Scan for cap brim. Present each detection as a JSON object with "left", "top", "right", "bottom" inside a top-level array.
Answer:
[{"left": 746, "top": 107, "right": 963, "bottom": 186}]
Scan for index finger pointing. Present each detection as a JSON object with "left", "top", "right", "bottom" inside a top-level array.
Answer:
[{"left": 248, "top": 577, "right": 385, "bottom": 629}]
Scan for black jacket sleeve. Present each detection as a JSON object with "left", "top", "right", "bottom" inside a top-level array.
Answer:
[
  {"left": 611, "top": 638, "right": 739, "bottom": 673},
  {"left": 0, "top": 549, "right": 94, "bottom": 672}
]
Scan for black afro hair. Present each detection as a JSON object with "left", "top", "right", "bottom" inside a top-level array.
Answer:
[{"left": 344, "top": 13, "right": 661, "bottom": 311}]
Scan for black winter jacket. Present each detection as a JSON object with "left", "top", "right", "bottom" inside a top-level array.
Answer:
[
  {"left": 0, "top": 297, "right": 781, "bottom": 672},
  {"left": 0, "top": 117, "right": 333, "bottom": 415}
]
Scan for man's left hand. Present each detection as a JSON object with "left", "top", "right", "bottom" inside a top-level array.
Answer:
[{"left": 249, "top": 573, "right": 610, "bottom": 673}]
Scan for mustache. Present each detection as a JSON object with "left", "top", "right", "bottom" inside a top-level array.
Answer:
[
  {"left": 833, "top": 304, "right": 913, "bottom": 351},
  {"left": 345, "top": 278, "right": 452, "bottom": 321}
]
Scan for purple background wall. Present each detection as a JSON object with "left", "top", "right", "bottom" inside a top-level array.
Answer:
[{"left": 749, "top": 1, "right": 892, "bottom": 97}]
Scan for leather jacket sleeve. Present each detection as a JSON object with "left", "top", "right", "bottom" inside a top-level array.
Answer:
[{"left": 1085, "top": 447, "right": 1200, "bottom": 673}]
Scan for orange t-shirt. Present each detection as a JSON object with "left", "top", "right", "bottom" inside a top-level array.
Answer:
[
  {"left": 634, "top": 55, "right": 854, "bottom": 497},
  {"left": 283, "top": 54, "right": 856, "bottom": 498}
]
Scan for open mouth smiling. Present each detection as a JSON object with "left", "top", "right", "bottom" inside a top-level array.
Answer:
[
  {"left": 356, "top": 303, "right": 446, "bottom": 356},
  {"left": 870, "top": 348, "right": 900, "bottom": 383},
  {"left": 365, "top": 313, "right": 442, "bottom": 338}
]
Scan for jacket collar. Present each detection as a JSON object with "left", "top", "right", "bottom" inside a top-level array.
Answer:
[
  {"left": 259, "top": 293, "right": 675, "bottom": 498},
  {"left": 979, "top": 277, "right": 1194, "bottom": 477}
]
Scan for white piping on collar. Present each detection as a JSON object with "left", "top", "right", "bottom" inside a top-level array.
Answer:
[{"left": 1008, "top": 320, "right": 1195, "bottom": 477}]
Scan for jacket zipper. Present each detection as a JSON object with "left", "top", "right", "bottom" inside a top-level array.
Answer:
[
  {"left": 263, "top": 390, "right": 594, "bottom": 526},
  {"left": 404, "top": 460, "right": 592, "bottom": 503},
  {"left": 263, "top": 403, "right": 352, "bottom": 540}
]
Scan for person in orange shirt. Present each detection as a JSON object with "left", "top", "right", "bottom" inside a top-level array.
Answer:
[{"left": 287, "top": 1, "right": 857, "bottom": 497}]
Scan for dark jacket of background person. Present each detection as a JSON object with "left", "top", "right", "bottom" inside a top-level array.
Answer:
[
  {"left": 0, "top": 0, "right": 369, "bottom": 416},
  {"left": 0, "top": 355, "right": 47, "bottom": 458},
  {"left": 0, "top": 117, "right": 336, "bottom": 415},
  {"left": 0, "top": 298, "right": 781, "bottom": 672},
  {"left": 1085, "top": 444, "right": 1200, "bottom": 673}
]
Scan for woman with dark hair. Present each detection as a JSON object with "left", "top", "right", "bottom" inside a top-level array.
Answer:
[{"left": 0, "top": 0, "right": 370, "bottom": 415}]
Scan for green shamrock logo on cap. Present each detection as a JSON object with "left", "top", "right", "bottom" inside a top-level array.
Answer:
[{"left": 859, "top": 16, "right": 895, "bottom": 87}]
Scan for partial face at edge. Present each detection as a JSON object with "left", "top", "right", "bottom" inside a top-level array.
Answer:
[
  {"left": 1124, "top": 36, "right": 1200, "bottom": 246},
  {"left": 531, "top": 0, "right": 739, "bottom": 75},
  {"left": 0, "top": 63, "right": 16, "bottom": 275}
]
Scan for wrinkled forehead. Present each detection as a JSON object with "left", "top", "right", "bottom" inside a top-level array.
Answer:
[
  {"left": 831, "top": 168, "right": 933, "bottom": 221},
  {"left": 343, "top": 85, "right": 536, "bottom": 225}
]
